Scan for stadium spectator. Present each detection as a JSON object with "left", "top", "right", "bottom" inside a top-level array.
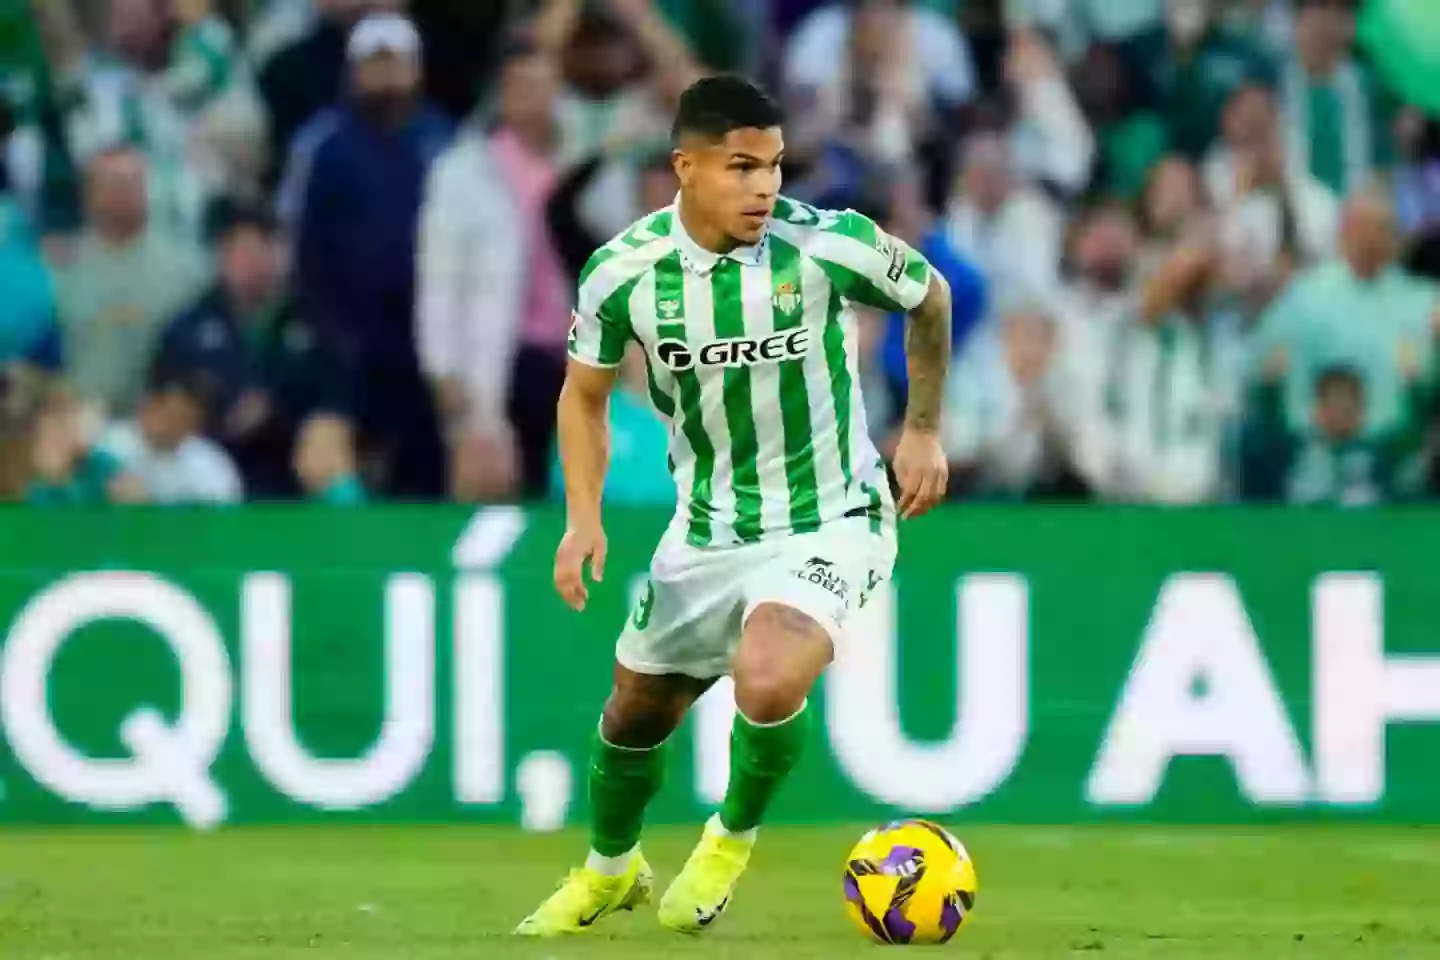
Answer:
[
  {"left": 999, "top": 28, "right": 1095, "bottom": 198},
  {"left": 1113, "top": 239, "right": 1239, "bottom": 504},
  {"left": 0, "top": 363, "right": 58, "bottom": 500},
  {"left": 783, "top": 0, "right": 976, "bottom": 130},
  {"left": 158, "top": 0, "right": 267, "bottom": 210},
  {"left": 943, "top": 130, "right": 1064, "bottom": 311},
  {"left": 783, "top": 0, "right": 966, "bottom": 171},
  {"left": 868, "top": 174, "right": 986, "bottom": 427},
  {"left": 1055, "top": 200, "right": 1142, "bottom": 361},
  {"left": 1204, "top": 83, "right": 1338, "bottom": 315},
  {"left": 888, "top": 26, "right": 1089, "bottom": 208},
  {"left": 419, "top": 39, "right": 567, "bottom": 502},
  {"left": 653, "top": 0, "right": 763, "bottom": 75},
  {"left": 245, "top": 0, "right": 317, "bottom": 66},
  {"left": 93, "top": 362, "right": 242, "bottom": 503},
  {"left": 1250, "top": 189, "right": 1438, "bottom": 437},
  {"left": 1052, "top": 201, "right": 1142, "bottom": 466},
  {"left": 0, "top": 192, "right": 60, "bottom": 369},
  {"left": 157, "top": 198, "right": 355, "bottom": 499},
  {"left": 1071, "top": 40, "right": 1168, "bottom": 199},
  {"left": 280, "top": 12, "right": 450, "bottom": 498},
  {"left": 52, "top": 145, "right": 208, "bottom": 417},
  {"left": 1227, "top": 0, "right": 1298, "bottom": 60},
  {"left": 1396, "top": 112, "right": 1440, "bottom": 238},
  {"left": 1137, "top": 154, "right": 1210, "bottom": 276},
  {"left": 1395, "top": 111, "right": 1440, "bottom": 282},
  {"left": 1007, "top": 0, "right": 1164, "bottom": 60},
  {"left": 1242, "top": 350, "right": 1430, "bottom": 504},
  {"left": 259, "top": 0, "right": 400, "bottom": 180},
  {"left": 1, "top": 0, "right": 1436, "bottom": 510},
  {"left": 548, "top": 140, "right": 677, "bottom": 275},
  {"left": 293, "top": 412, "right": 367, "bottom": 504},
  {"left": 1, "top": 0, "right": 87, "bottom": 233},
  {"left": 45, "top": 0, "right": 262, "bottom": 236},
  {"left": 1279, "top": 0, "right": 1390, "bottom": 197},
  {"left": 941, "top": 297, "right": 1107, "bottom": 500},
  {"left": 0, "top": 0, "right": 52, "bottom": 130},
  {"left": 1125, "top": 0, "right": 1271, "bottom": 159},
  {"left": 533, "top": 0, "right": 701, "bottom": 167},
  {"left": 25, "top": 381, "right": 146, "bottom": 504}
]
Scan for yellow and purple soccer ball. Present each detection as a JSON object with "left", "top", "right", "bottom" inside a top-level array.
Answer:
[{"left": 842, "top": 819, "right": 978, "bottom": 945}]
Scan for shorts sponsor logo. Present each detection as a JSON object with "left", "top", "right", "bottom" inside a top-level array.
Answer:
[
  {"left": 796, "top": 556, "right": 849, "bottom": 603},
  {"left": 654, "top": 329, "right": 812, "bottom": 372},
  {"left": 859, "top": 569, "right": 881, "bottom": 608},
  {"left": 633, "top": 580, "right": 655, "bottom": 630}
]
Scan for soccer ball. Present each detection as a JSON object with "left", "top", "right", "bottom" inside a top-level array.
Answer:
[{"left": 842, "top": 820, "right": 978, "bottom": 945}]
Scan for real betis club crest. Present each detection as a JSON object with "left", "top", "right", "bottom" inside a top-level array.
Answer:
[{"left": 773, "top": 282, "right": 799, "bottom": 314}]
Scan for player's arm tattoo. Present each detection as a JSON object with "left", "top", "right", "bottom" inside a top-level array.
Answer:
[{"left": 903, "top": 272, "right": 952, "bottom": 433}]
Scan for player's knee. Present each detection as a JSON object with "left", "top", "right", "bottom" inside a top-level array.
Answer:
[
  {"left": 600, "top": 688, "right": 685, "bottom": 749},
  {"left": 733, "top": 672, "right": 808, "bottom": 726},
  {"left": 733, "top": 603, "right": 832, "bottom": 724}
]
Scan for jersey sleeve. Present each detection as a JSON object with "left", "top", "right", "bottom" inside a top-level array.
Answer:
[
  {"left": 808, "top": 209, "right": 933, "bottom": 313},
  {"left": 567, "top": 249, "right": 636, "bottom": 368}
]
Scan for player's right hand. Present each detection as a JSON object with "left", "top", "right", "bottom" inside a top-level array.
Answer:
[{"left": 554, "top": 522, "right": 607, "bottom": 612}]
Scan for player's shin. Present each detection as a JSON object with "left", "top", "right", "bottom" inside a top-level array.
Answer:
[
  {"left": 587, "top": 727, "right": 668, "bottom": 871},
  {"left": 718, "top": 700, "right": 811, "bottom": 834}
]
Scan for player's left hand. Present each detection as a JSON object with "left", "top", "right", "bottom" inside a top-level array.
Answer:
[
  {"left": 554, "top": 521, "right": 608, "bottom": 612},
  {"left": 893, "top": 427, "right": 948, "bottom": 519}
]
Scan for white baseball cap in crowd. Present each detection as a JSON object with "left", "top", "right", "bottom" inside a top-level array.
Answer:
[{"left": 347, "top": 13, "right": 421, "bottom": 61}]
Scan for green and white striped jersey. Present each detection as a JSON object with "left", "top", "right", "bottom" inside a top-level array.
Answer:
[{"left": 568, "top": 196, "right": 932, "bottom": 546}]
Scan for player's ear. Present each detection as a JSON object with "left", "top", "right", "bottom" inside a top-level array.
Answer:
[{"left": 672, "top": 149, "right": 692, "bottom": 186}]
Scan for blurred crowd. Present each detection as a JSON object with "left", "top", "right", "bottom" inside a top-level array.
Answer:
[{"left": 2, "top": 0, "right": 1438, "bottom": 508}]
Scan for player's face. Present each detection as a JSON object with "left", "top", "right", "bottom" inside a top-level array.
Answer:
[{"left": 675, "top": 126, "right": 783, "bottom": 246}]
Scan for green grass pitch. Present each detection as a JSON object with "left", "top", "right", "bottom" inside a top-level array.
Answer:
[{"left": 2, "top": 824, "right": 1438, "bottom": 958}]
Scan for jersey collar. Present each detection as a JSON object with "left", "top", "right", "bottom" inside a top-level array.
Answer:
[{"left": 669, "top": 198, "right": 767, "bottom": 275}]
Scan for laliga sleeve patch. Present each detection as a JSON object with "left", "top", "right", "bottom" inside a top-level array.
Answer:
[{"left": 887, "top": 243, "right": 906, "bottom": 283}]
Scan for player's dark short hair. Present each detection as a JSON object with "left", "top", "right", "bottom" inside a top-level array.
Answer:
[
  {"left": 672, "top": 75, "right": 783, "bottom": 144},
  {"left": 1314, "top": 365, "right": 1364, "bottom": 400}
]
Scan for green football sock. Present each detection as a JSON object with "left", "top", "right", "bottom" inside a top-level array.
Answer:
[
  {"left": 719, "top": 701, "right": 811, "bottom": 833},
  {"left": 589, "top": 728, "right": 667, "bottom": 857}
]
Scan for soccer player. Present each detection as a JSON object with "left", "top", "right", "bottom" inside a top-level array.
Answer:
[{"left": 515, "top": 75, "right": 951, "bottom": 937}]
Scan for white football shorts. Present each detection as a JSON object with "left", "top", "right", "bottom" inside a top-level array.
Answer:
[{"left": 615, "top": 515, "right": 896, "bottom": 679}]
